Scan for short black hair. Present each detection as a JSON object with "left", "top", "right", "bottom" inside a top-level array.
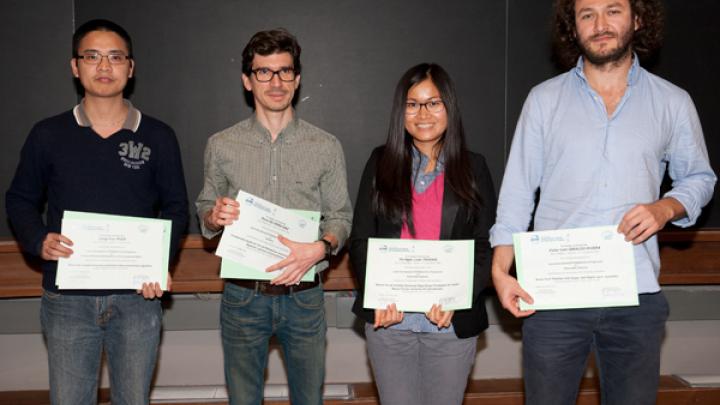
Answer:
[
  {"left": 72, "top": 19, "right": 133, "bottom": 57},
  {"left": 242, "top": 28, "right": 301, "bottom": 76}
]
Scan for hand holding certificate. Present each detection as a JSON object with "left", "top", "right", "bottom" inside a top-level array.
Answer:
[
  {"left": 215, "top": 190, "right": 320, "bottom": 281},
  {"left": 513, "top": 225, "right": 638, "bottom": 311},
  {"left": 363, "top": 238, "right": 474, "bottom": 312},
  {"left": 56, "top": 211, "right": 171, "bottom": 290}
]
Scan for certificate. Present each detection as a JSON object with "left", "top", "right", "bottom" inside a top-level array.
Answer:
[
  {"left": 513, "top": 225, "right": 638, "bottom": 310},
  {"left": 363, "top": 238, "right": 474, "bottom": 312},
  {"left": 56, "top": 211, "right": 171, "bottom": 290},
  {"left": 216, "top": 190, "right": 320, "bottom": 281}
]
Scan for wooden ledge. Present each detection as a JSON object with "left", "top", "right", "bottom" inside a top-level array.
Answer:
[{"left": 1, "top": 230, "right": 719, "bottom": 298}]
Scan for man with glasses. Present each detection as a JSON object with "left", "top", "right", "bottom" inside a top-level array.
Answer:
[
  {"left": 196, "top": 28, "right": 352, "bottom": 405},
  {"left": 6, "top": 19, "right": 188, "bottom": 405}
]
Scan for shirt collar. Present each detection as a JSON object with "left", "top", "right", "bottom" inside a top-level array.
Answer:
[
  {"left": 73, "top": 99, "right": 142, "bottom": 133},
  {"left": 573, "top": 53, "right": 641, "bottom": 87},
  {"left": 411, "top": 145, "right": 445, "bottom": 175},
  {"left": 249, "top": 113, "right": 300, "bottom": 143}
]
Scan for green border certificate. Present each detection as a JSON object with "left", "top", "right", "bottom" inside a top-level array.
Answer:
[
  {"left": 363, "top": 238, "right": 474, "bottom": 312},
  {"left": 513, "top": 225, "right": 638, "bottom": 310},
  {"left": 57, "top": 210, "right": 171, "bottom": 290},
  {"left": 218, "top": 190, "right": 320, "bottom": 281}
]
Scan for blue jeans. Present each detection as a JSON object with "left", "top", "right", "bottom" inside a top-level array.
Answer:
[
  {"left": 221, "top": 283, "right": 326, "bottom": 405},
  {"left": 522, "top": 292, "right": 669, "bottom": 405},
  {"left": 40, "top": 290, "right": 162, "bottom": 405}
]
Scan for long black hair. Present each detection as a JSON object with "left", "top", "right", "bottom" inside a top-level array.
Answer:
[{"left": 373, "top": 63, "right": 481, "bottom": 235}]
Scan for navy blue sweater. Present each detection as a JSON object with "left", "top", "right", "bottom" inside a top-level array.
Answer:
[{"left": 6, "top": 109, "right": 189, "bottom": 294}]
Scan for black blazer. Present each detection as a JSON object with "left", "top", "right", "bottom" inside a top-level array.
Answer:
[{"left": 349, "top": 146, "right": 496, "bottom": 338}]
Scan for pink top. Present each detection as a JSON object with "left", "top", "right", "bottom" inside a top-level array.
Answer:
[{"left": 400, "top": 173, "right": 445, "bottom": 240}]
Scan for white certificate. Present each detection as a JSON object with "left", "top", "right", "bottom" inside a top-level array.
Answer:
[
  {"left": 513, "top": 225, "right": 638, "bottom": 310},
  {"left": 57, "top": 211, "right": 170, "bottom": 290},
  {"left": 363, "top": 238, "right": 474, "bottom": 312},
  {"left": 216, "top": 190, "right": 320, "bottom": 281}
]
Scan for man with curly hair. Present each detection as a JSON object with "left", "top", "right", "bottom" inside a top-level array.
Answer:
[{"left": 490, "top": 0, "right": 715, "bottom": 404}]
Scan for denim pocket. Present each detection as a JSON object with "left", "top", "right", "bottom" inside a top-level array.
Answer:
[
  {"left": 222, "top": 284, "right": 256, "bottom": 307},
  {"left": 292, "top": 286, "right": 324, "bottom": 310},
  {"left": 42, "top": 289, "right": 63, "bottom": 301}
]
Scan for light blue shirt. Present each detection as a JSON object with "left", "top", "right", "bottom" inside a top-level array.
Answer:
[
  {"left": 490, "top": 56, "right": 716, "bottom": 293},
  {"left": 391, "top": 146, "right": 454, "bottom": 333}
]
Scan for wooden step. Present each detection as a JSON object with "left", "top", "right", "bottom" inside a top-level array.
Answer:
[{"left": 1, "top": 375, "right": 718, "bottom": 405}]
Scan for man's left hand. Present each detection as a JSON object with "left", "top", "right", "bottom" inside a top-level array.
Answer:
[
  {"left": 618, "top": 198, "right": 684, "bottom": 244},
  {"left": 267, "top": 236, "right": 325, "bottom": 285}
]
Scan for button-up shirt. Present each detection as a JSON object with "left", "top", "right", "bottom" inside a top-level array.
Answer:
[
  {"left": 195, "top": 115, "right": 352, "bottom": 272},
  {"left": 490, "top": 56, "right": 716, "bottom": 293}
]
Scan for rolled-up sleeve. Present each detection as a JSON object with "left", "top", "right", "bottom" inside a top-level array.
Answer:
[
  {"left": 663, "top": 93, "right": 717, "bottom": 227},
  {"left": 318, "top": 137, "right": 353, "bottom": 253},
  {"left": 195, "top": 136, "right": 228, "bottom": 239}
]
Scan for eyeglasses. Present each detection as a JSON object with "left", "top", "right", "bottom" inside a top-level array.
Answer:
[
  {"left": 76, "top": 52, "right": 130, "bottom": 65},
  {"left": 405, "top": 99, "right": 445, "bottom": 115},
  {"left": 251, "top": 67, "right": 296, "bottom": 82}
]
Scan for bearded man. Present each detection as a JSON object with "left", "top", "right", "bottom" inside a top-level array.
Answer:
[{"left": 489, "top": 1, "right": 716, "bottom": 404}]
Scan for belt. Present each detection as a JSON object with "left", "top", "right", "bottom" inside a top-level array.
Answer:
[{"left": 226, "top": 278, "right": 319, "bottom": 296}]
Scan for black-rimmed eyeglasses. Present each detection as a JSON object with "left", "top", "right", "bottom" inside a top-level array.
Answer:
[
  {"left": 250, "top": 67, "right": 297, "bottom": 82},
  {"left": 405, "top": 99, "right": 445, "bottom": 115}
]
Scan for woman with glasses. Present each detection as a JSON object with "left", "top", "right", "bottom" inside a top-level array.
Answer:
[{"left": 349, "top": 63, "right": 496, "bottom": 405}]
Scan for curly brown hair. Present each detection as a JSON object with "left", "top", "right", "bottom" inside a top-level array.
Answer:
[{"left": 552, "top": 0, "right": 665, "bottom": 68}]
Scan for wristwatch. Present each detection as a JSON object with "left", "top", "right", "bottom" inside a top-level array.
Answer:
[{"left": 319, "top": 238, "right": 333, "bottom": 257}]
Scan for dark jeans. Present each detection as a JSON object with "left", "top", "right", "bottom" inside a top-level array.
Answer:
[
  {"left": 41, "top": 290, "right": 162, "bottom": 405},
  {"left": 221, "top": 283, "right": 326, "bottom": 405},
  {"left": 522, "top": 292, "right": 669, "bottom": 405}
]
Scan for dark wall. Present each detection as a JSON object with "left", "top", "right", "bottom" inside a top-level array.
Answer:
[
  {"left": 1, "top": 0, "right": 77, "bottom": 237},
  {"left": 2, "top": 0, "right": 718, "bottom": 238}
]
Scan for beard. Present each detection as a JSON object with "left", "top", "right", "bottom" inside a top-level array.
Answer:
[{"left": 578, "top": 26, "right": 634, "bottom": 66}]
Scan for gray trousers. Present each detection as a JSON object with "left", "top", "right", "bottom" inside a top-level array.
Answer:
[{"left": 364, "top": 323, "right": 477, "bottom": 405}]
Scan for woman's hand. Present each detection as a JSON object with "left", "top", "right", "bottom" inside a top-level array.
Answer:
[
  {"left": 425, "top": 304, "right": 454, "bottom": 329},
  {"left": 374, "top": 303, "right": 404, "bottom": 329}
]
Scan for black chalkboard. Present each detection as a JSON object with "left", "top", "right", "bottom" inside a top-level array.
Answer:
[{"left": 2, "top": 0, "right": 718, "bottom": 238}]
